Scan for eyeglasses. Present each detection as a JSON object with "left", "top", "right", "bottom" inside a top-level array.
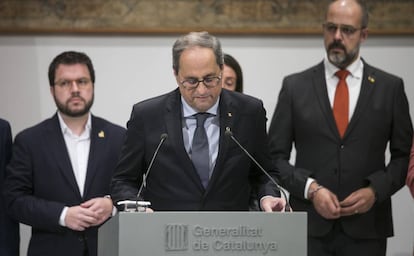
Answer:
[
  {"left": 180, "top": 76, "right": 221, "bottom": 89},
  {"left": 323, "top": 22, "right": 364, "bottom": 36},
  {"left": 54, "top": 78, "right": 92, "bottom": 89}
]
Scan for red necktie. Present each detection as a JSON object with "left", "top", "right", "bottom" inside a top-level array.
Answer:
[{"left": 333, "top": 70, "right": 350, "bottom": 138}]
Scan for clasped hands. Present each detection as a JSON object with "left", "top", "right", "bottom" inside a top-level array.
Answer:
[
  {"left": 310, "top": 184, "right": 376, "bottom": 219},
  {"left": 64, "top": 197, "right": 114, "bottom": 231}
]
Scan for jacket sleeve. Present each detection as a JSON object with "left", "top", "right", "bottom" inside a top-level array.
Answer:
[{"left": 406, "top": 138, "right": 414, "bottom": 198}]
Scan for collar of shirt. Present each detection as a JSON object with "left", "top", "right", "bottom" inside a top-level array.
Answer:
[
  {"left": 180, "top": 96, "right": 220, "bottom": 174},
  {"left": 323, "top": 56, "right": 364, "bottom": 118},
  {"left": 57, "top": 112, "right": 92, "bottom": 140},
  {"left": 181, "top": 96, "right": 220, "bottom": 119},
  {"left": 324, "top": 55, "right": 364, "bottom": 81}
]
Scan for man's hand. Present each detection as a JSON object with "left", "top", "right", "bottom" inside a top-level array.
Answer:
[
  {"left": 310, "top": 184, "right": 341, "bottom": 219},
  {"left": 339, "top": 187, "right": 376, "bottom": 216},
  {"left": 65, "top": 197, "right": 114, "bottom": 231},
  {"left": 260, "top": 196, "right": 287, "bottom": 212},
  {"left": 80, "top": 197, "right": 114, "bottom": 226},
  {"left": 64, "top": 205, "right": 99, "bottom": 231},
  {"left": 143, "top": 207, "right": 154, "bottom": 213}
]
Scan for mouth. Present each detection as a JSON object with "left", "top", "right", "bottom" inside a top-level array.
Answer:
[
  {"left": 68, "top": 97, "right": 84, "bottom": 104},
  {"left": 328, "top": 42, "right": 345, "bottom": 53},
  {"left": 195, "top": 94, "right": 210, "bottom": 100},
  {"left": 331, "top": 46, "right": 345, "bottom": 51}
]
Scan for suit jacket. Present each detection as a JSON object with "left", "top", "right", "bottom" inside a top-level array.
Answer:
[
  {"left": 111, "top": 88, "right": 280, "bottom": 211},
  {"left": 3, "top": 114, "right": 125, "bottom": 256},
  {"left": 0, "top": 119, "right": 19, "bottom": 256},
  {"left": 268, "top": 60, "right": 413, "bottom": 239},
  {"left": 406, "top": 138, "right": 414, "bottom": 197}
]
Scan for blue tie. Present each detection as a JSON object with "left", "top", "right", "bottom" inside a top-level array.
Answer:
[{"left": 192, "top": 113, "right": 211, "bottom": 188}]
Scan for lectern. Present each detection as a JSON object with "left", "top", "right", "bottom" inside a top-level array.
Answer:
[{"left": 98, "top": 212, "right": 306, "bottom": 256}]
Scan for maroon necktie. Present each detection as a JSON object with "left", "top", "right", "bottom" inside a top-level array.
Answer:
[{"left": 333, "top": 70, "right": 350, "bottom": 138}]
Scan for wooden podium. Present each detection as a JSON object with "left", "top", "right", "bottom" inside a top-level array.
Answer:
[{"left": 98, "top": 211, "right": 307, "bottom": 256}]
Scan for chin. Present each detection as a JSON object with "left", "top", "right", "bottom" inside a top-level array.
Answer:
[{"left": 329, "top": 55, "right": 346, "bottom": 67}]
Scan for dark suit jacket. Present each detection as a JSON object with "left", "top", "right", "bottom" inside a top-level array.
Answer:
[
  {"left": 3, "top": 114, "right": 125, "bottom": 256},
  {"left": 0, "top": 119, "right": 19, "bottom": 256},
  {"left": 406, "top": 138, "right": 414, "bottom": 197},
  {"left": 111, "top": 88, "right": 280, "bottom": 211},
  {"left": 268, "top": 60, "right": 413, "bottom": 239}
]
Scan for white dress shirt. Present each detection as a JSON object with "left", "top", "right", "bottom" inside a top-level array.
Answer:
[{"left": 57, "top": 112, "right": 91, "bottom": 226}]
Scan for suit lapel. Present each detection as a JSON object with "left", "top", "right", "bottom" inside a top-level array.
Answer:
[
  {"left": 345, "top": 62, "right": 376, "bottom": 137},
  {"left": 164, "top": 89, "right": 204, "bottom": 188},
  {"left": 164, "top": 90, "right": 186, "bottom": 156},
  {"left": 207, "top": 90, "right": 235, "bottom": 190},
  {"left": 311, "top": 62, "right": 340, "bottom": 138},
  {"left": 46, "top": 114, "right": 81, "bottom": 197},
  {"left": 83, "top": 116, "right": 105, "bottom": 197}
]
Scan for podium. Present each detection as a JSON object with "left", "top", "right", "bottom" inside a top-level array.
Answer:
[{"left": 98, "top": 211, "right": 307, "bottom": 256}]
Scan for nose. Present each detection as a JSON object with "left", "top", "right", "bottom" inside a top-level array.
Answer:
[
  {"left": 70, "top": 81, "right": 80, "bottom": 91},
  {"left": 334, "top": 27, "right": 343, "bottom": 40},
  {"left": 195, "top": 82, "right": 209, "bottom": 94}
]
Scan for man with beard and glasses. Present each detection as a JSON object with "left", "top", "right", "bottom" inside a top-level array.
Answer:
[
  {"left": 268, "top": 1, "right": 413, "bottom": 256},
  {"left": 3, "top": 51, "right": 125, "bottom": 256}
]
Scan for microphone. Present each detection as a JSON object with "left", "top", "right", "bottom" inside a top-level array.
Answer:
[
  {"left": 225, "top": 128, "right": 292, "bottom": 212},
  {"left": 137, "top": 133, "right": 168, "bottom": 199},
  {"left": 118, "top": 133, "right": 168, "bottom": 212}
]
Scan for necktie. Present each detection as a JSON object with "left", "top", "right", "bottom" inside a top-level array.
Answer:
[
  {"left": 333, "top": 70, "right": 350, "bottom": 138},
  {"left": 192, "top": 113, "right": 211, "bottom": 188}
]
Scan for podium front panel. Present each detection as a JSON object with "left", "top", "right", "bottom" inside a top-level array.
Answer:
[{"left": 98, "top": 211, "right": 306, "bottom": 256}]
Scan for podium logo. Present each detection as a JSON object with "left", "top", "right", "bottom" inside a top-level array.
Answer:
[{"left": 165, "top": 224, "right": 188, "bottom": 251}]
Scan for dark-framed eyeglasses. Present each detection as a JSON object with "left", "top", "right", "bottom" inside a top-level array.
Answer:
[
  {"left": 54, "top": 78, "right": 92, "bottom": 89},
  {"left": 323, "top": 22, "right": 364, "bottom": 36},
  {"left": 180, "top": 75, "right": 222, "bottom": 89}
]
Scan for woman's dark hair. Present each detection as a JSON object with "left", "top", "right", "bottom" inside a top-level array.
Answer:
[{"left": 224, "top": 53, "right": 243, "bottom": 93}]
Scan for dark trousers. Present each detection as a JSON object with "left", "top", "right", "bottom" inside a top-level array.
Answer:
[
  {"left": 308, "top": 221, "right": 386, "bottom": 256},
  {"left": 83, "top": 246, "right": 89, "bottom": 256}
]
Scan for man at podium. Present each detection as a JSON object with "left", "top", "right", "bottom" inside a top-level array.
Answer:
[{"left": 110, "top": 31, "right": 286, "bottom": 212}]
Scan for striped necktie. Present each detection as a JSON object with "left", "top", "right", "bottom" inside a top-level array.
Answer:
[{"left": 191, "top": 113, "right": 211, "bottom": 188}]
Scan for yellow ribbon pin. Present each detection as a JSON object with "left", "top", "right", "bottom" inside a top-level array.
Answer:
[
  {"left": 368, "top": 76, "right": 375, "bottom": 83},
  {"left": 98, "top": 131, "right": 105, "bottom": 138}
]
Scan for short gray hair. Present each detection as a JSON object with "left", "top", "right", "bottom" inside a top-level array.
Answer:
[{"left": 172, "top": 31, "right": 223, "bottom": 75}]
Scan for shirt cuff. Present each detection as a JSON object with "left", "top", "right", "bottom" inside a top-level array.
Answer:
[
  {"left": 59, "top": 206, "right": 68, "bottom": 226},
  {"left": 104, "top": 195, "right": 118, "bottom": 217},
  {"left": 111, "top": 205, "right": 118, "bottom": 216},
  {"left": 304, "top": 177, "right": 316, "bottom": 199}
]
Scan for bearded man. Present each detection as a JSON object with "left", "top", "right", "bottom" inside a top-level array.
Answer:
[
  {"left": 4, "top": 51, "right": 125, "bottom": 256},
  {"left": 268, "top": 1, "right": 413, "bottom": 255}
]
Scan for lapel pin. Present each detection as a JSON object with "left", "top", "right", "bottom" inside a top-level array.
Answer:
[
  {"left": 98, "top": 131, "right": 105, "bottom": 138},
  {"left": 226, "top": 127, "right": 231, "bottom": 132},
  {"left": 368, "top": 76, "right": 375, "bottom": 83},
  {"left": 228, "top": 112, "right": 232, "bottom": 117}
]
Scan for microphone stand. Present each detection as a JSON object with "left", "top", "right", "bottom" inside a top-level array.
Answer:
[
  {"left": 225, "top": 129, "right": 292, "bottom": 212},
  {"left": 117, "top": 133, "right": 168, "bottom": 212}
]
